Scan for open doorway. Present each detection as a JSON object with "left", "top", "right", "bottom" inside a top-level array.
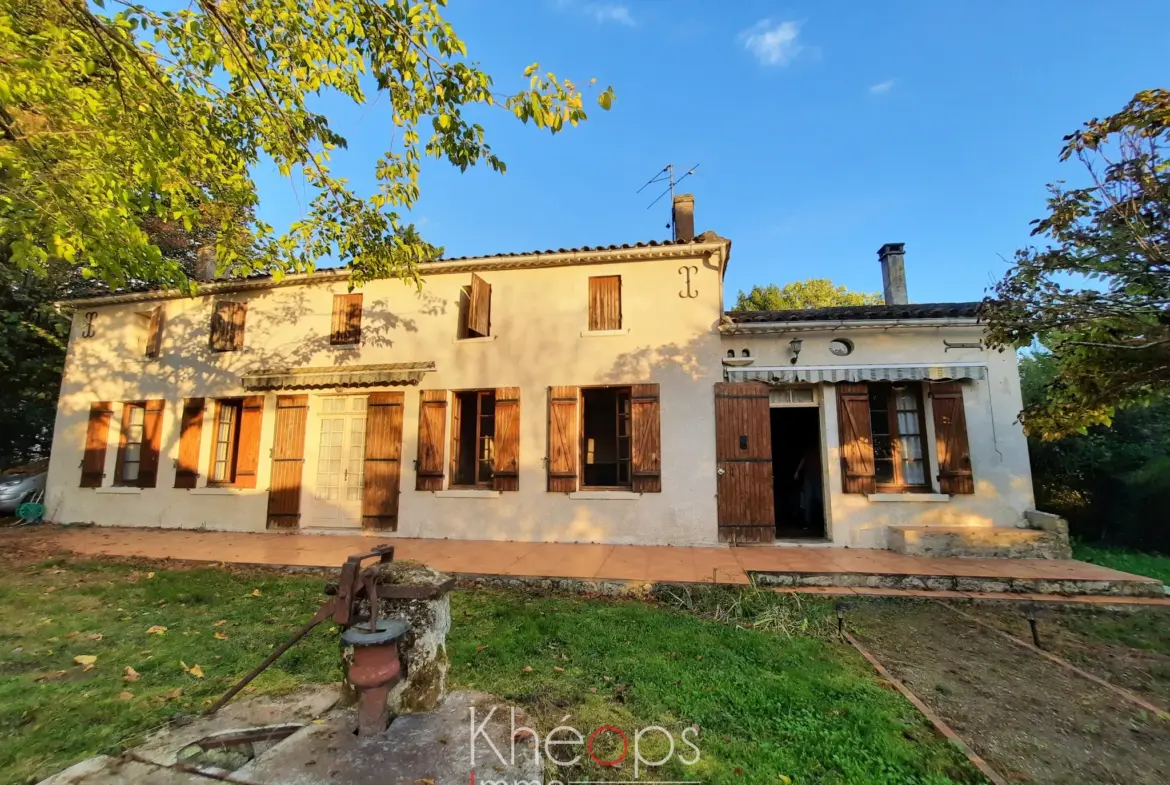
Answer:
[{"left": 770, "top": 407, "right": 825, "bottom": 539}]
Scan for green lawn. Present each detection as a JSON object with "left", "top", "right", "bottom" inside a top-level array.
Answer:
[
  {"left": 0, "top": 558, "right": 981, "bottom": 785},
  {"left": 1073, "top": 542, "right": 1170, "bottom": 585}
]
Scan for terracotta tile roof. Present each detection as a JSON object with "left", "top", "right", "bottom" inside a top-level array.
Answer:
[{"left": 725, "top": 302, "right": 983, "bottom": 323}]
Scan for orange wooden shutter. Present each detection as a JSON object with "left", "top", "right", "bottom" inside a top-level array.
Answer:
[
  {"left": 234, "top": 395, "right": 264, "bottom": 488},
  {"left": 415, "top": 390, "right": 448, "bottom": 491},
  {"left": 466, "top": 273, "right": 491, "bottom": 337},
  {"left": 331, "top": 294, "right": 363, "bottom": 345},
  {"left": 363, "top": 392, "right": 405, "bottom": 529},
  {"left": 144, "top": 306, "right": 164, "bottom": 358},
  {"left": 137, "top": 399, "right": 166, "bottom": 488},
  {"left": 80, "top": 402, "right": 114, "bottom": 488},
  {"left": 588, "top": 276, "right": 622, "bottom": 331},
  {"left": 113, "top": 403, "right": 134, "bottom": 486},
  {"left": 547, "top": 386, "right": 578, "bottom": 492},
  {"left": 493, "top": 387, "right": 520, "bottom": 492},
  {"left": 630, "top": 383, "right": 661, "bottom": 493},
  {"left": 230, "top": 301, "right": 247, "bottom": 350},
  {"left": 174, "top": 398, "right": 205, "bottom": 489},
  {"left": 931, "top": 382, "right": 975, "bottom": 494},
  {"left": 267, "top": 395, "right": 309, "bottom": 528},
  {"left": 837, "top": 383, "right": 876, "bottom": 494}
]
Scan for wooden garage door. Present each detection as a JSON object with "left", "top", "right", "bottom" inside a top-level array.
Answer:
[{"left": 715, "top": 382, "right": 775, "bottom": 544}]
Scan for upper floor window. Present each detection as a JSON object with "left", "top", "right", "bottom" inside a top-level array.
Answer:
[
  {"left": 210, "top": 300, "right": 247, "bottom": 352},
  {"left": 137, "top": 305, "right": 164, "bottom": 358},
  {"left": 330, "top": 293, "right": 363, "bottom": 345},
  {"left": 588, "top": 275, "right": 622, "bottom": 331},
  {"left": 456, "top": 273, "right": 492, "bottom": 339}
]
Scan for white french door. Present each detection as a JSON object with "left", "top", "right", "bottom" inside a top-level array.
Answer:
[{"left": 305, "top": 396, "right": 367, "bottom": 528}]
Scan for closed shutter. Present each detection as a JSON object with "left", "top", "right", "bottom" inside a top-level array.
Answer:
[
  {"left": 588, "top": 275, "right": 621, "bottom": 331},
  {"left": 467, "top": 274, "right": 491, "bottom": 337},
  {"left": 80, "top": 402, "right": 114, "bottom": 488},
  {"left": 415, "top": 390, "right": 448, "bottom": 491},
  {"left": 547, "top": 386, "right": 578, "bottom": 492},
  {"left": 363, "top": 392, "right": 404, "bottom": 529},
  {"left": 331, "top": 293, "right": 363, "bottom": 345},
  {"left": 493, "top": 387, "right": 520, "bottom": 492},
  {"left": 931, "top": 382, "right": 975, "bottom": 494},
  {"left": 234, "top": 395, "right": 264, "bottom": 489},
  {"left": 210, "top": 301, "right": 247, "bottom": 351},
  {"left": 630, "top": 383, "right": 661, "bottom": 493},
  {"left": 174, "top": 398, "right": 205, "bottom": 489},
  {"left": 144, "top": 306, "right": 164, "bottom": 358},
  {"left": 267, "top": 395, "right": 309, "bottom": 529},
  {"left": 137, "top": 399, "right": 166, "bottom": 488},
  {"left": 837, "top": 383, "right": 876, "bottom": 494},
  {"left": 113, "top": 403, "right": 134, "bottom": 485}
]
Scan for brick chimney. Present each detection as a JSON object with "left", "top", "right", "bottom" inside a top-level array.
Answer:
[
  {"left": 877, "top": 243, "right": 908, "bottom": 305},
  {"left": 672, "top": 193, "right": 695, "bottom": 242},
  {"left": 194, "top": 245, "right": 218, "bottom": 281}
]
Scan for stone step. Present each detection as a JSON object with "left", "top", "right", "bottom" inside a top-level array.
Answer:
[
  {"left": 750, "top": 571, "right": 1164, "bottom": 597},
  {"left": 888, "top": 524, "right": 1071, "bottom": 560}
]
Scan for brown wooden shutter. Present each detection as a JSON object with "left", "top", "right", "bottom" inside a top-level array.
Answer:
[
  {"left": 234, "top": 395, "right": 264, "bottom": 488},
  {"left": 837, "top": 383, "right": 876, "bottom": 494},
  {"left": 331, "top": 293, "right": 362, "bottom": 345},
  {"left": 588, "top": 275, "right": 622, "bottom": 331},
  {"left": 363, "top": 392, "right": 405, "bottom": 529},
  {"left": 113, "top": 403, "right": 134, "bottom": 486},
  {"left": 144, "top": 306, "right": 164, "bottom": 358},
  {"left": 137, "top": 399, "right": 166, "bottom": 488},
  {"left": 415, "top": 390, "right": 448, "bottom": 491},
  {"left": 80, "top": 402, "right": 114, "bottom": 488},
  {"left": 931, "top": 382, "right": 975, "bottom": 494},
  {"left": 230, "top": 301, "right": 247, "bottom": 350},
  {"left": 267, "top": 395, "right": 309, "bottom": 529},
  {"left": 466, "top": 274, "right": 491, "bottom": 337},
  {"left": 174, "top": 398, "right": 205, "bottom": 489},
  {"left": 493, "top": 387, "right": 520, "bottom": 492},
  {"left": 630, "top": 383, "right": 662, "bottom": 493},
  {"left": 547, "top": 386, "right": 578, "bottom": 492},
  {"left": 210, "top": 301, "right": 246, "bottom": 352}
]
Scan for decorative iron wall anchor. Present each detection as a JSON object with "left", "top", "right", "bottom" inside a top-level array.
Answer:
[
  {"left": 678, "top": 265, "right": 698, "bottom": 298},
  {"left": 81, "top": 312, "right": 97, "bottom": 338}
]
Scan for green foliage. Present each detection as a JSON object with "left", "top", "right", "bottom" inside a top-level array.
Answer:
[
  {"left": 1072, "top": 542, "right": 1170, "bottom": 588},
  {"left": 0, "top": 0, "right": 612, "bottom": 292},
  {"left": 734, "top": 278, "right": 883, "bottom": 311},
  {"left": 985, "top": 89, "right": 1170, "bottom": 439}
]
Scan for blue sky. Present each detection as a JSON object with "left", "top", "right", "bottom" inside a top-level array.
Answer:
[{"left": 251, "top": 0, "right": 1170, "bottom": 308}]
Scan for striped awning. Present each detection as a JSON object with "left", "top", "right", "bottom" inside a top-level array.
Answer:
[
  {"left": 725, "top": 363, "right": 987, "bottom": 384},
  {"left": 242, "top": 361, "right": 435, "bottom": 391}
]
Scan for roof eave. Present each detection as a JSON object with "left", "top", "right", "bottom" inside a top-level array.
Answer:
[{"left": 720, "top": 316, "right": 983, "bottom": 334}]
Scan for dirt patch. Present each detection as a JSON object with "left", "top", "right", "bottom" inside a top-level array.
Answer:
[{"left": 851, "top": 599, "right": 1170, "bottom": 785}]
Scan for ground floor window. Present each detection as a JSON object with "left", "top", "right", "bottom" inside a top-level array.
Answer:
[
  {"left": 451, "top": 390, "right": 495, "bottom": 487},
  {"left": 868, "top": 383, "right": 929, "bottom": 491},
  {"left": 117, "top": 403, "right": 146, "bottom": 484},
  {"left": 582, "top": 387, "right": 632, "bottom": 488},
  {"left": 210, "top": 399, "right": 243, "bottom": 484}
]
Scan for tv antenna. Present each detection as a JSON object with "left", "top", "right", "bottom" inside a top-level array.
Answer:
[{"left": 637, "top": 163, "right": 699, "bottom": 240}]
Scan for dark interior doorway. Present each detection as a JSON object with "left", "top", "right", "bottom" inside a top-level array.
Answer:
[{"left": 770, "top": 407, "right": 825, "bottom": 539}]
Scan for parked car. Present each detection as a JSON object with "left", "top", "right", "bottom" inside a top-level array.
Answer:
[{"left": 0, "top": 468, "right": 47, "bottom": 515}]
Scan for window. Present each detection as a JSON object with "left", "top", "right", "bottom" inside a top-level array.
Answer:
[
  {"left": 118, "top": 404, "right": 146, "bottom": 484},
  {"left": 138, "top": 306, "right": 163, "bottom": 358},
  {"left": 581, "top": 387, "right": 632, "bottom": 488},
  {"left": 210, "top": 400, "right": 243, "bottom": 484},
  {"left": 588, "top": 275, "right": 622, "bottom": 331},
  {"left": 868, "top": 383, "right": 928, "bottom": 490},
  {"left": 210, "top": 301, "right": 247, "bottom": 352},
  {"left": 458, "top": 273, "right": 491, "bottom": 338},
  {"left": 330, "top": 294, "right": 363, "bottom": 345},
  {"left": 451, "top": 390, "right": 495, "bottom": 487}
]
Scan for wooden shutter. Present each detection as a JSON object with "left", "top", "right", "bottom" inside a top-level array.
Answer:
[
  {"left": 837, "top": 383, "right": 876, "bottom": 494},
  {"left": 588, "top": 275, "right": 622, "bottom": 331},
  {"left": 174, "top": 398, "right": 205, "bottom": 489},
  {"left": 493, "top": 387, "right": 520, "bottom": 492},
  {"left": 547, "top": 386, "right": 578, "bottom": 492},
  {"left": 415, "top": 390, "right": 448, "bottom": 491},
  {"left": 137, "top": 399, "right": 166, "bottom": 488},
  {"left": 113, "top": 403, "right": 134, "bottom": 486},
  {"left": 931, "top": 382, "right": 975, "bottom": 494},
  {"left": 363, "top": 392, "right": 405, "bottom": 529},
  {"left": 331, "top": 293, "right": 363, "bottom": 345},
  {"left": 267, "top": 395, "right": 309, "bottom": 529},
  {"left": 211, "top": 301, "right": 247, "bottom": 352},
  {"left": 714, "top": 382, "right": 775, "bottom": 543},
  {"left": 234, "top": 395, "right": 264, "bottom": 488},
  {"left": 466, "top": 274, "right": 491, "bottom": 338},
  {"left": 144, "top": 306, "right": 164, "bottom": 358},
  {"left": 80, "top": 402, "right": 114, "bottom": 488},
  {"left": 630, "top": 383, "right": 661, "bottom": 493}
]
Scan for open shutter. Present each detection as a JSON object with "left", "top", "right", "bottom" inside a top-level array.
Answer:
[
  {"left": 630, "top": 383, "right": 661, "bottom": 492},
  {"left": 80, "top": 402, "right": 114, "bottom": 488},
  {"left": 210, "top": 302, "right": 230, "bottom": 351},
  {"left": 466, "top": 274, "right": 491, "bottom": 337},
  {"left": 331, "top": 294, "right": 363, "bottom": 345},
  {"left": 137, "top": 399, "right": 166, "bottom": 488},
  {"left": 234, "top": 395, "right": 264, "bottom": 488},
  {"left": 547, "top": 386, "right": 578, "bottom": 492},
  {"left": 588, "top": 276, "right": 622, "bottom": 331},
  {"left": 837, "top": 383, "right": 876, "bottom": 494},
  {"left": 231, "top": 301, "right": 247, "bottom": 350},
  {"left": 267, "top": 395, "right": 309, "bottom": 529},
  {"left": 493, "top": 387, "right": 520, "bottom": 492},
  {"left": 174, "top": 398, "right": 205, "bottom": 488},
  {"left": 144, "top": 306, "right": 164, "bottom": 358},
  {"left": 415, "top": 390, "right": 448, "bottom": 491},
  {"left": 931, "top": 383, "right": 975, "bottom": 494},
  {"left": 363, "top": 392, "right": 405, "bottom": 529}
]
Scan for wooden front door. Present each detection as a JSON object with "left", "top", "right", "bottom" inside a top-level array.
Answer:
[{"left": 715, "top": 382, "right": 776, "bottom": 543}]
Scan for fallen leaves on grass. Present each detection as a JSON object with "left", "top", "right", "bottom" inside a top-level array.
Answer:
[
  {"left": 87, "top": 633, "right": 103, "bottom": 641},
  {"left": 553, "top": 666, "right": 564, "bottom": 673},
  {"left": 146, "top": 625, "right": 167, "bottom": 636},
  {"left": 123, "top": 667, "right": 140, "bottom": 682},
  {"left": 212, "top": 620, "right": 227, "bottom": 627},
  {"left": 33, "top": 670, "right": 67, "bottom": 681},
  {"left": 181, "top": 661, "right": 205, "bottom": 679},
  {"left": 118, "top": 692, "right": 134, "bottom": 701},
  {"left": 164, "top": 688, "right": 183, "bottom": 700},
  {"left": 522, "top": 666, "right": 533, "bottom": 673},
  {"left": 73, "top": 655, "right": 97, "bottom": 671},
  {"left": 147, "top": 572, "right": 155, "bottom": 579},
  {"left": 214, "top": 632, "right": 229, "bottom": 640},
  {"left": 250, "top": 589, "right": 262, "bottom": 597}
]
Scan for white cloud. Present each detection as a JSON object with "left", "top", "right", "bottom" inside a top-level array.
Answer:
[
  {"left": 869, "top": 79, "right": 895, "bottom": 95},
  {"left": 740, "top": 19, "right": 803, "bottom": 67},
  {"left": 587, "top": 3, "right": 634, "bottom": 26}
]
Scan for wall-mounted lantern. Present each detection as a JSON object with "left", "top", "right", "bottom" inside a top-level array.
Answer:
[{"left": 789, "top": 337, "right": 803, "bottom": 365}]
